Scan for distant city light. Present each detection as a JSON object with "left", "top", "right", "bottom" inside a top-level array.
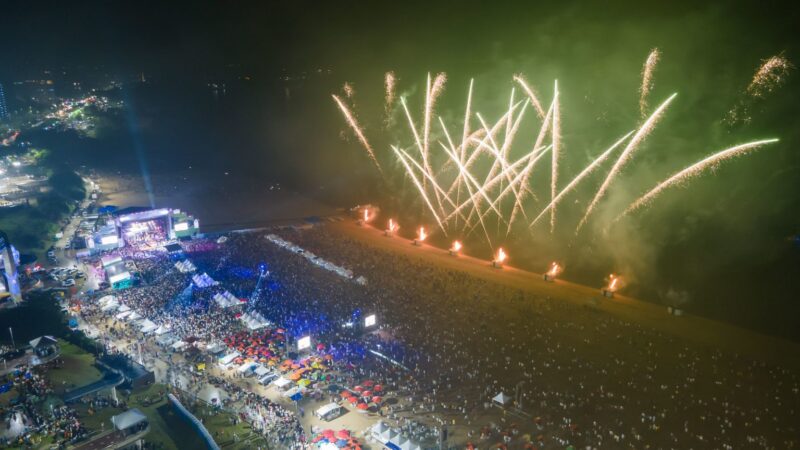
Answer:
[{"left": 364, "top": 314, "right": 376, "bottom": 328}]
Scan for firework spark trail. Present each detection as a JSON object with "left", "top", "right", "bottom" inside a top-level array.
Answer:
[
  {"left": 465, "top": 146, "right": 553, "bottom": 236},
  {"left": 475, "top": 103, "right": 531, "bottom": 213},
  {"left": 456, "top": 106, "right": 522, "bottom": 225},
  {"left": 513, "top": 74, "right": 546, "bottom": 119},
  {"left": 438, "top": 128, "right": 494, "bottom": 245},
  {"left": 639, "top": 48, "right": 661, "bottom": 118},
  {"left": 395, "top": 146, "right": 469, "bottom": 223},
  {"left": 455, "top": 78, "right": 475, "bottom": 228},
  {"left": 550, "top": 80, "right": 561, "bottom": 232},
  {"left": 437, "top": 140, "right": 509, "bottom": 224},
  {"left": 332, "top": 94, "right": 384, "bottom": 177},
  {"left": 384, "top": 71, "right": 396, "bottom": 113},
  {"left": 401, "top": 96, "right": 447, "bottom": 217},
  {"left": 529, "top": 130, "right": 634, "bottom": 229},
  {"left": 747, "top": 55, "right": 792, "bottom": 98},
  {"left": 576, "top": 93, "right": 677, "bottom": 233},
  {"left": 615, "top": 138, "right": 779, "bottom": 221},
  {"left": 391, "top": 145, "right": 448, "bottom": 235},
  {"left": 343, "top": 82, "right": 355, "bottom": 98},
  {"left": 443, "top": 146, "right": 536, "bottom": 231},
  {"left": 506, "top": 100, "right": 554, "bottom": 234},
  {"left": 431, "top": 72, "right": 447, "bottom": 102},
  {"left": 422, "top": 73, "right": 447, "bottom": 180}
]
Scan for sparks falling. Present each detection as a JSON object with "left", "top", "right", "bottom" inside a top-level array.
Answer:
[
  {"left": 747, "top": 55, "right": 792, "bottom": 98},
  {"left": 639, "top": 48, "right": 661, "bottom": 118},
  {"left": 334, "top": 57, "right": 780, "bottom": 247},
  {"left": 616, "top": 139, "right": 780, "bottom": 220},
  {"left": 384, "top": 71, "right": 396, "bottom": 114},
  {"left": 332, "top": 94, "right": 384, "bottom": 178}
]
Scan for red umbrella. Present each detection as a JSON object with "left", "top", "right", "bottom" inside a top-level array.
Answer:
[
  {"left": 337, "top": 430, "right": 350, "bottom": 439},
  {"left": 322, "top": 429, "right": 335, "bottom": 438},
  {"left": 362, "top": 380, "right": 374, "bottom": 387},
  {"left": 356, "top": 403, "right": 368, "bottom": 410},
  {"left": 353, "top": 386, "right": 364, "bottom": 392},
  {"left": 361, "top": 390, "right": 372, "bottom": 398},
  {"left": 371, "top": 396, "right": 382, "bottom": 403},
  {"left": 372, "top": 384, "right": 383, "bottom": 392},
  {"left": 340, "top": 390, "right": 352, "bottom": 398},
  {"left": 348, "top": 397, "right": 359, "bottom": 405}
]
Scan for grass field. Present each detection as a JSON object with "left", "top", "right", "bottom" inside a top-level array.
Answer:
[{"left": 46, "top": 341, "right": 103, "bottom": 395}]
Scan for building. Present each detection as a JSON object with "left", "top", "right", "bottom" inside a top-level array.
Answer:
[
  {"left": 0, "top": 231, "right": 21, "bottom": 304},
  {"left": 0, "top": 83, "right": 8, "bottom": 121},
  {"left": 29, "top": 336, "right": 59, "bottom": 358}
]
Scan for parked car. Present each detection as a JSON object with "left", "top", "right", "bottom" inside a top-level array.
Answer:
[{"left": 61, "top": 279, "right": 75, "bottom": 287}]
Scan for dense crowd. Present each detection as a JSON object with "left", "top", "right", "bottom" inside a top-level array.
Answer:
[
  {"left": 0, "top": 361, "right": 87, "bottom": 448},
  {"left": 76, "top": 225, "right": 800, "bottom": 449}
]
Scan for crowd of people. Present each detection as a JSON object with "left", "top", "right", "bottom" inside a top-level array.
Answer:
[
  {"left": 74, "top": 224, "right": 800, "bottom": 449},
  {"left": 0, "top": 360, "right": 87, "bottom": 448}
]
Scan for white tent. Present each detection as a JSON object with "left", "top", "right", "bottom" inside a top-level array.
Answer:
[
  {"left": 218, "top": 352, "right": 240, "bottom": 367},
  {"left": 125, "top": 311, "right": 141, "bottom": 321},
  {"left": 97, "top": 295, "right": 117, "bottom": 306},
  {"left": 117, "top": 304, "right": 131, "bottom": 313},
  {"left": 315, "top": 402, "right": 341, "bottom": 420},
  {"left": 206, "top": 342, "right": 226, "bottom": 354},
  {"left": 156, "top": 333, "right": 177, "bottom": 346},
  {"left": 115, "top": 310, "right": 131, "bottom": 320},
  {"left": 254, "top": 365, "right": 270, "bottom": 377},
  {"left": 139, "top": 319, "right": 158, "bottom": 333},
  {"left": 101, "top": 301, "right": 119, "bottom": 312},
  {"left": 171, "top": 340, "right": 187, "bottom": 350},
  {"left": 273, "top": 377, "right": 292, "bottom": 389},
  {"left": 240, "top": 311, "right": 270, "bottom": 330},
  {"left": 380, "top": 428, "right": 399, "bottom": 443},
  {"left": 493, "top": 392, "right": 512, "bottom": 406}
]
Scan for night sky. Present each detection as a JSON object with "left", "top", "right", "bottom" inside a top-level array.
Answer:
[{"left": 1, "top": 1, "right": 799, "bottom": 337}]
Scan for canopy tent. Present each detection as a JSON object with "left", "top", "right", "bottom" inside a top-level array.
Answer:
[
  {"left": 97, "top": 295, "right": 117, "bottom": 306},
  {"left": 156, "top": 333, "right": 177, "bottom": 346},
  {"left": 213, "top": 291, "right": 241, "bottom": 308},
  {"left": 218, "top": 351, "right": 241, "bottom": 367},
  {"left": 254, "top": 365, "right": 271, "bottom": 377},
  {"left": 192, "top": 272, "right": 218, "bottom": 288},
  {"left": 315, "top": 402, "right": 341, "bottom": 419},
  {"left": 139, "top": 320, "right": 158, "bottom": 334},
  {"left": 240, "top": 311, "right": 270, "bottom": 330},
  {"left": 174, "top": 260, "right": 196, "bottom": 273},
  {"left": 171, "top": 340, "right": 187, "bottom": 350},
  {"left": 493, "top": 392, "right": 512, "bottom": 406},
  {"left": 206, "top": 342, "right": 227, "bottom": 354},
  {"left": 282, "top": 386, "right": 306, "bottom": 398},
  {"left": 101, "top": 301, "right": 120, "bottom": 312},
  {"left": 237, "top": 362, "right": 256, "bottom": 374},
  {"left": 115, "top": 310, "right": 132, "bottom": 320},
  {"left": 273, "top": 377, "right": 292, "bottom": 389},
  {"left": 125, "top": 311, "right": 141, "bottom": 321}
]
